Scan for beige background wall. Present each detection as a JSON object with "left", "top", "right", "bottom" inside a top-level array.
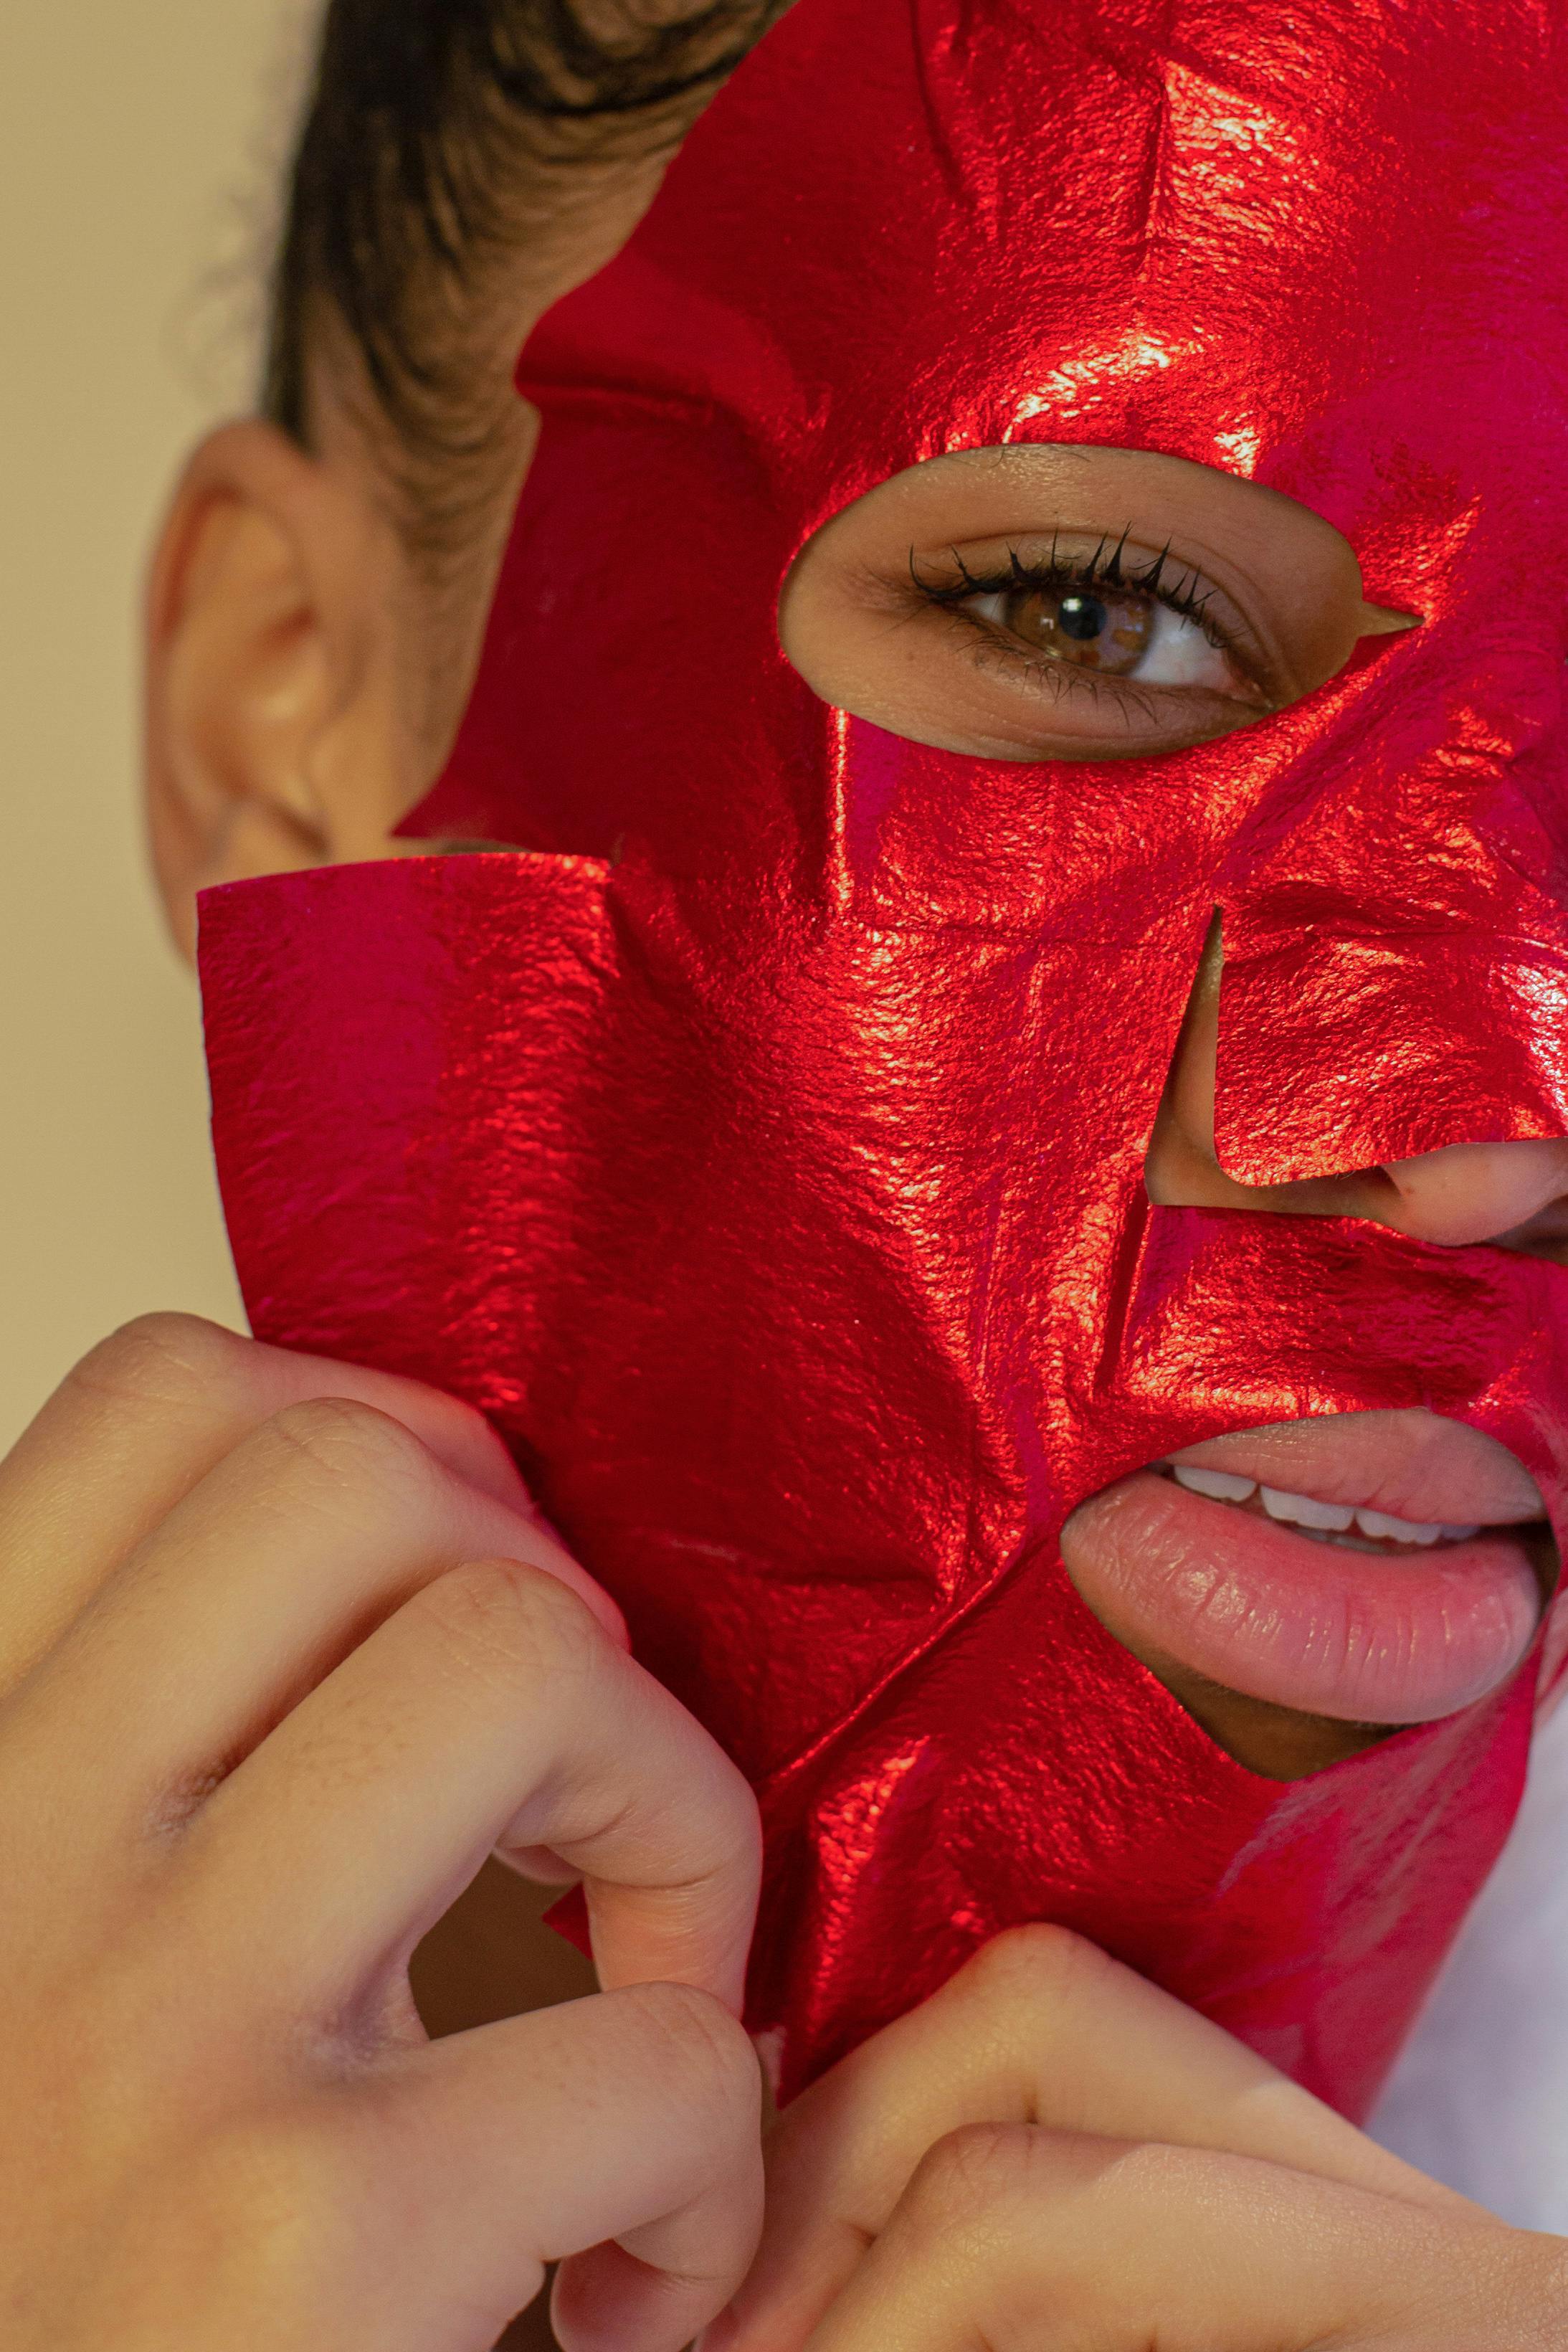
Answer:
[{"left": 1, "top": 3, "right": 315, "bottom": 1447}]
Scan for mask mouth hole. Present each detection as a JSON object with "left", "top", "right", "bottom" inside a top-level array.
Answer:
[{"left": 1060, "top": 1413, "right": 1556, "bottom": 1782}]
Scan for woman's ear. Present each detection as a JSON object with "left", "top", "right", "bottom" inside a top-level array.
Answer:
[{"left": 144, "top": 419, "right": 422, "bottom": 962}]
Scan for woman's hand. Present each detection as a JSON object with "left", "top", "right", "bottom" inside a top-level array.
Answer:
[
  {"left": 713, "top": 1925, "right": 1567, "bottom": 2351},
  {"left": 0, "top": 1314, "right": 764, "bottom": 2352}
]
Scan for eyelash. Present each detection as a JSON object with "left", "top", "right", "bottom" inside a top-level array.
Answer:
[{"left": 908, "top": 531, "right": 1248, "bottom": 699}]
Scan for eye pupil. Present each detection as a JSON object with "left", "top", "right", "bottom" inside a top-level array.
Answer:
[
  {"left": 999, "top": 584, "right": 1154, "bottom": 674},
  {"left": 1057, "top": 593, "right": 1108, "bottom": 642}
]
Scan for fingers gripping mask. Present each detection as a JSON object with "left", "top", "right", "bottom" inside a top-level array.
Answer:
[{"left": 201, "top": 0, "right": 1568, "bottom": 2115}]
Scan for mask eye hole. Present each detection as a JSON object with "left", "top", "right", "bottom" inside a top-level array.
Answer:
[{"left": 779, "top": 445, "right": 1412, "bottom": 765}]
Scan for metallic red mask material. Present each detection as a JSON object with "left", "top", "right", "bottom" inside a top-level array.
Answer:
[{"left": 201, "top": 0, "right": 1568, "bottom": 2116}]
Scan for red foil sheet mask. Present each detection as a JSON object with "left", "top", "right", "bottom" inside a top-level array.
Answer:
[{"left": 201, "top": 0, "right": 1568, "bottom": 2118}]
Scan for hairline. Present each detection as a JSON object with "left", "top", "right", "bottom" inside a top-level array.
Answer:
[{"left": 262, "top": 0, "right": 787, "bottom": 514}]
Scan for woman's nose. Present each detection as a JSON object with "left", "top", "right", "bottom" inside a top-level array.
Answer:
[
  {"left": 1372, "top": 1137, "right": 1568, "bottom": 1246},
  {"left": 1144, "top": 916, "right": 1568, "bottom": 1250}
]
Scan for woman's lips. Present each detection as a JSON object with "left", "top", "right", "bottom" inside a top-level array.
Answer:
[
  {"left": 1060, "top": 1412, "right": 1550, "bottom": 1728},
  {"left": 1162, "top": 1406, "right": 1544, "bottom": 1528}
]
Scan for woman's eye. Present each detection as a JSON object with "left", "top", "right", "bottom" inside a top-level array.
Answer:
[{"left": 966, "top": 584, "right": 1256, "bottom": 696}]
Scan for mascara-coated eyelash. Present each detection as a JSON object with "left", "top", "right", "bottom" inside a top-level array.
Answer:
[{"left": 908, "top": 530, "right": 1235, "bottom": 658}]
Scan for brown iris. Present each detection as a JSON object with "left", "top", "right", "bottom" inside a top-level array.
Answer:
[{"left": 1001, "top": 585, "right": 1154, "bottom": 673}]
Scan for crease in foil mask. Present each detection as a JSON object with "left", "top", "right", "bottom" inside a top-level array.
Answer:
[{"left": 199, "top": 0, "right": 1568, "bottom": 2117}]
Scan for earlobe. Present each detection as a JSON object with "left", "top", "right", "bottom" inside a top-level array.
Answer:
[{"left": 144, "top": 419, "right": 413, "bottom": 961}]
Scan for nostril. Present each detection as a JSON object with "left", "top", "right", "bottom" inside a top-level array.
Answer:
[{"left": 1377, "top": 1139, "right": 1568, "bottom": 1248}]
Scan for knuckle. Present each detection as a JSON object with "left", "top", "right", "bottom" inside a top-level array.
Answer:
[
  {"left": 414, "top": 1554, "right": 605, "bottom": 1695},
  {"left": 263, "top": 1395, "right": 436, "bottom": 1499},
  {"left": 612, "top": 1981, "right": 762, "bottom": 2115},
  {"left": 958, "top": 1920, "right": 1105, "bottom": 2014},
  {"left": 906, "top": 2122, "right": 1042, "bottom": 2230},
  {"left": 69, "top": 1314, "right": 249, "bottom": 1416}
]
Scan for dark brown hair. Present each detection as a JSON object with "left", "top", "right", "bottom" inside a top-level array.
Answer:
[{"left": 265, "top": 0, "right": 785, "bottom": 463}]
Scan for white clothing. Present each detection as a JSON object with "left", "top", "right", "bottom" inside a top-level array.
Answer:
[{"left": 1370, "top": 1697, "right": 1568, "bottom": 2227}]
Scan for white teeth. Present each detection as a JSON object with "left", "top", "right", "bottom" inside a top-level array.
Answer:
[
  {"left": 1172, "top": 1464, "right": 1257, "bottom": 1503},
  {"left": 1353, "top": 1507, "right": 1445, "bottom": 1545},
  {"left": 1166, "top": 1464, "right": 1488, "bottom": 1548},
  {"left": 1260, "top": 1484, "right": 1355, "bottom": 1532}
]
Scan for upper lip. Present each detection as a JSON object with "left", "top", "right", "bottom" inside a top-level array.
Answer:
[{"left": 1162, "top": 1406, "right": 1545, "bottom": 1531}]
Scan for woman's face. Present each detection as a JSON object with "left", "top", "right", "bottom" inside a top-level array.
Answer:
[
  {"left": 769, "top": 439, "right": 1567, "bottom": 1773},
  {"left": 199, "top": 0, "right": 1568, "bottom": 2110}
]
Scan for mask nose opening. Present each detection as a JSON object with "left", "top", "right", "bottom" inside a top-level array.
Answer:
[{"left": 1144, "top": 912, "right": 1568, "bottom": 1251}]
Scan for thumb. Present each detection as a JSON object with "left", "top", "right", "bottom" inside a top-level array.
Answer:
[{"left": 334, "top": 1981, "right": 764, "bottom": 2352}]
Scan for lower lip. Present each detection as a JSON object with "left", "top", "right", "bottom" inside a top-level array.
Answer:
[{"left": 1060, "top": 1470, "right": 1544, "bottom": 1725}]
